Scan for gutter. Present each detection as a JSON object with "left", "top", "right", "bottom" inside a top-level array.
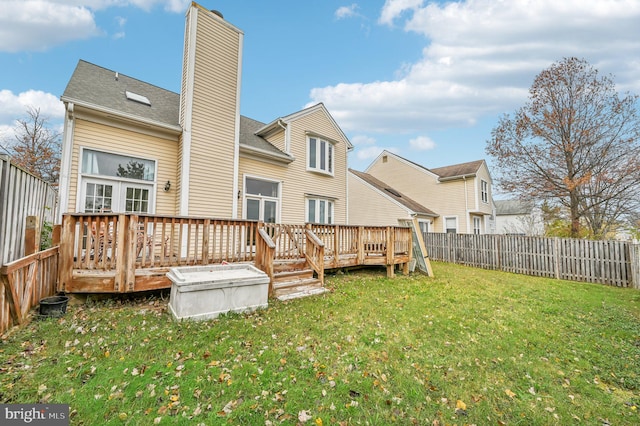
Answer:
[{"left": 60, "top": 96, "right": 183, "bottom": 134}]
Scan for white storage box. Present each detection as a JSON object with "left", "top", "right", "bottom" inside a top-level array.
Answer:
[{"left": 167, "top": 264, "right": 269, "bottom": 321}]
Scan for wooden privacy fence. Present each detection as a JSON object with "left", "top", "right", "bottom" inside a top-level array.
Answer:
[
  {"left": 424, "top": 233, "right": 640, "bottom": 288},
  {"left": 0, "top": 154, "right": 58, "bottom": 266},
  {"left": 0, "top": 246, "right": 59, "bottom": 335}
]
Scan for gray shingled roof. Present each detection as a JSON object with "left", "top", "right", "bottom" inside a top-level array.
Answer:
[
  {"left": 430, "top": 159, "right": 484, "bottom": 179},
  {"left": 239, "top": 115, "right": 292, "bottom": 159},
  {"left": 61, "top": 60, "right": 180, "bottom": 128},
  {"left": 495, "top": 199, "right": 534, "bottom": 215},
  {"left": 350, "top": 169, "right": 438, "bottom": 216}
]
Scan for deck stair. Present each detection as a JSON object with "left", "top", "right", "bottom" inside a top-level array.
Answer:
[{"left": 272, "top": 258, "right": 326, "bottom": 301}]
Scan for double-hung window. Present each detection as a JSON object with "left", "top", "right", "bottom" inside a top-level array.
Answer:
[
  {"left": 473, "top": 217, "right": 482, "bottom": 234},
  {"left": 307, "top": 136, "right": 333, "bottom": 175},
  {"left": 445, "top": 217, "right": 457, "bottom": 234},
  {"left": 307, "top": 197, "right": 334, "bottom": 224},
  {"left": 481, "top": 180, "right": 489, "bottom": 204}
]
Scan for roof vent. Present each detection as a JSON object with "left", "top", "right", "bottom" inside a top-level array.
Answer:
[
  {"left": 211, "top": 10, "right": 223, "bottom": 19},
  {"left": 385, "top": 188, "right": 402, "bottom": 198},
  {"left": 125, "top": 90, "right": 151, "bottom": 106}
]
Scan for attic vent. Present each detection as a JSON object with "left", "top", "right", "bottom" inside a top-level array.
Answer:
[
  {"left": 385, "top": 187, "right": 402, "bottom": 197},
  {"left": 211, "top": 10, "right": 223, "bottom": 19},
  {"left": 125, "top": 90, "right": 151, "bottom": 106}
]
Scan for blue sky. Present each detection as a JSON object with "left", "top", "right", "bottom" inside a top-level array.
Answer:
[{"left": 2, "top": 0, "right": 640, "bottom": 177}]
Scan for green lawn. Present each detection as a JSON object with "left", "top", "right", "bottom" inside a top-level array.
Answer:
[{"left": 1, "top": 262, "right": 639, "bottom": 425}]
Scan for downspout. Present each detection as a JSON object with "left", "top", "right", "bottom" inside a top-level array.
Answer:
[
  {"left": 463, "top": 175, "right": 469, "bottom": 233},
  {"left": 57, "top": 102, "right": 75, "bottom": 223},
  {"left": 277, "top": 119, "right": 289, "bottom": 153}
]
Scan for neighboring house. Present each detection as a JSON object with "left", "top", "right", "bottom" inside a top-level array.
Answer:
[
  {"left": 58, "top": 3, "right": 352, "bottom": 225},
  {"left": 357, "top": 150, "right": 494, "bottom": 234},
  {"left": 348, "top": 169, "right": 438, "bottom": 229},
  {"left": 495, "top": 199, "right": 544, "bottom": 236}
]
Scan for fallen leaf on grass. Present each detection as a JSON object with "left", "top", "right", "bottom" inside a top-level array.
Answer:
[
  {"left": 505, "top": 389, "right": 516, "bottom": 399},
  {"left": 298, "top": 410, "right": 312, "bottom": 423}
]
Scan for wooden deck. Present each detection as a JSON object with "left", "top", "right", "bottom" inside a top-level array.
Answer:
[{"left": 57, "top": 214, "right": 414, "bottom": 295}]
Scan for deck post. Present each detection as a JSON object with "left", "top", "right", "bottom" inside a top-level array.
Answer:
[
  {"left": 25, "top": 216, "right": 40, "bottom": 256},
  {"left": 58, "top": 214, "right": 75, "bottom": 292},
  {"left": 114, "top": 215, "right": 128, "bottom": 292},
  {"left": 386, "top": 226, "right": 395, "bottom": 278},
  {"left": 357, "top": 226, "right": 365, "bottom": 265},
  {"left": 125, "top": 215, "right": 138, "bottom": 292}
]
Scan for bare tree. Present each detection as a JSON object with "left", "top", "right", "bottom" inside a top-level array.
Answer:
[
  {"left": 0, "top": 106, "right": 61, "bottom": 183},
  {"left": 486, "top": 57, "right": 640, "bottom": 239}
]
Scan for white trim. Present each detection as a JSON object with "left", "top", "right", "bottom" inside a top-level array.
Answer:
[
  {"left": 232, "top": 31, "right": 244, "bottom": 219},
  {"left": 179, "top": 5, "right": 198, "bottom": 216},
  {"left": 305, "top": 196, "right": 335, "bottom": 225},
  {"left": 306, "top": 136, "right": 335, "bottom": 176},
  {"left": 77, "top": 147, "right": 158, "bottom": 213},
  {"left": 58, "top": 102, "right": 75, "bottom": 221},
  {"left": 243, "top": 174, "right": 281, "bottom": 223},
  {"left": 59, "top": 97, "right": 181, "bottom": 134}
]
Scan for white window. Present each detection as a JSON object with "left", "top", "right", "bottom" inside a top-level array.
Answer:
[
  {"left": 244, "top": 176, "right": 280, "bottom": 223},
  {"left": 445, "top": 217, "right": 457, "bottom": 234},
  {"left": 80, "top": 149, "right": 155, "bottom": 213},
  {"left": 307, "top": 197, "right": 334, "bottom": 224},
  {"left": 307, "top": 136, "right": 333, "bottom": 175},
  {"left": 473, "top": 217, "right": 482, "bottom": 234},
  {"left": 418, "top": 220, "right": 430, "bottom": 234},
  {"left": 481, "top": 180, "right": 489, "bottom": 204}
]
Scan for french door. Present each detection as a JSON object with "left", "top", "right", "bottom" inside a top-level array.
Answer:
[{"left": 82, "top": 178, "right": 152, "bottom": 214}]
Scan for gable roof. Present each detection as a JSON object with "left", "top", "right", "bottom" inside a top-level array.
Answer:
[
  {"left": 257, "top": 103, "right": 353, "bottom": 150},
  {"left": 239, "top": 116, "right": 293, "bottom": 162},
  {"left": 61, "top": 60, "right": 181, "bottom": 129},
  {"left": 349, "top": 169, "right": 438, "bottom": 217},
  {"left": 367, "top": 150, "right": 487, "bottom": 182},
  {"left": 430, "top": 159, "right": 485, "bottom": 180}
]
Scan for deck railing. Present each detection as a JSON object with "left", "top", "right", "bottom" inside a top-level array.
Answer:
[
  {"left": 1, "top": 246, "right": 59, "bottom": 334},
  {"left": 59, "top": 214, "right": 413, "bottom": 293}
]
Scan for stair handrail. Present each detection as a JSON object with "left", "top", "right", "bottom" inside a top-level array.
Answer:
[
  {"left": 305, "top": 229, "right": 325, "bottom": 285},
  {"left": 255, "top": 228, "right": 276, "bottom": 296}
]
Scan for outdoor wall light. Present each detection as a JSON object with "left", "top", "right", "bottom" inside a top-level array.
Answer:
[{"left": 164, "top": 181, "right": 171, "bottom": 192}]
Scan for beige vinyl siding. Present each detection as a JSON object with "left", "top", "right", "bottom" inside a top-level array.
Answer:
[
  {"left": 366, "top": 154, "right": 482, "bottom": 233},
  {"left": 476, "top": 164, "right": 493, "bottom": 215},
  {"left": 435, "top": 180, "right": 468, "bottom": 232},
  {"left": 266, "top": 130, "right": 286, "bottom": 153},
  {"left": 286, "top": 109, "right": 348, "bottom": 224},
  {"left": 67, "top": 118, "right": 178, "bottom": 215},
  {"left": 175, "top": 134, "right": 184, "bottom": 214},
  {"left": 237, "top": 108, "right": 349, "bottom": 225},
  {"left": 185, "top": 8, "right": 242, "bottom": 217},
  {"left": 348, "top": 173, "right": 411, "bottom": 226}
]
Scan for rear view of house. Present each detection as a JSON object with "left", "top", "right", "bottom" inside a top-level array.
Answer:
[{"left": 58, "top": 2, "right": 352, "bottom": 225}]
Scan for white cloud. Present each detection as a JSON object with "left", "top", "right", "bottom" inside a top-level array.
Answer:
[
  {"left": 356, "top": 145, "right": 396, "bottom": 162},
  {"left": 0, "top": 1, "right": 100, "bottom": 52},
  {"left": 335, "top": 4, "right": 359, "bottom": 20},
  {"left": 310, "top": 0, "right": 640, "bottom": 137},
  {"left": 409, "top": 135, "right": 436, "bottom": 151},
  {"left": 0, "top": 89, "right": 64, "bottom": 125},
  {"left": 0, "top": 0, "right": 190, "bottom": 52},
  {"left": 379, "top": 0, "right": 424, "bottom": 26},
  {"left": 351, "top": 134, "right": 376, "bottom": 146}
]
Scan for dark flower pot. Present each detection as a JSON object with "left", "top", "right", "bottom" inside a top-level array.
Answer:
[{"left": 39, "top": 296, "right": 69, "bottom": 318}]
